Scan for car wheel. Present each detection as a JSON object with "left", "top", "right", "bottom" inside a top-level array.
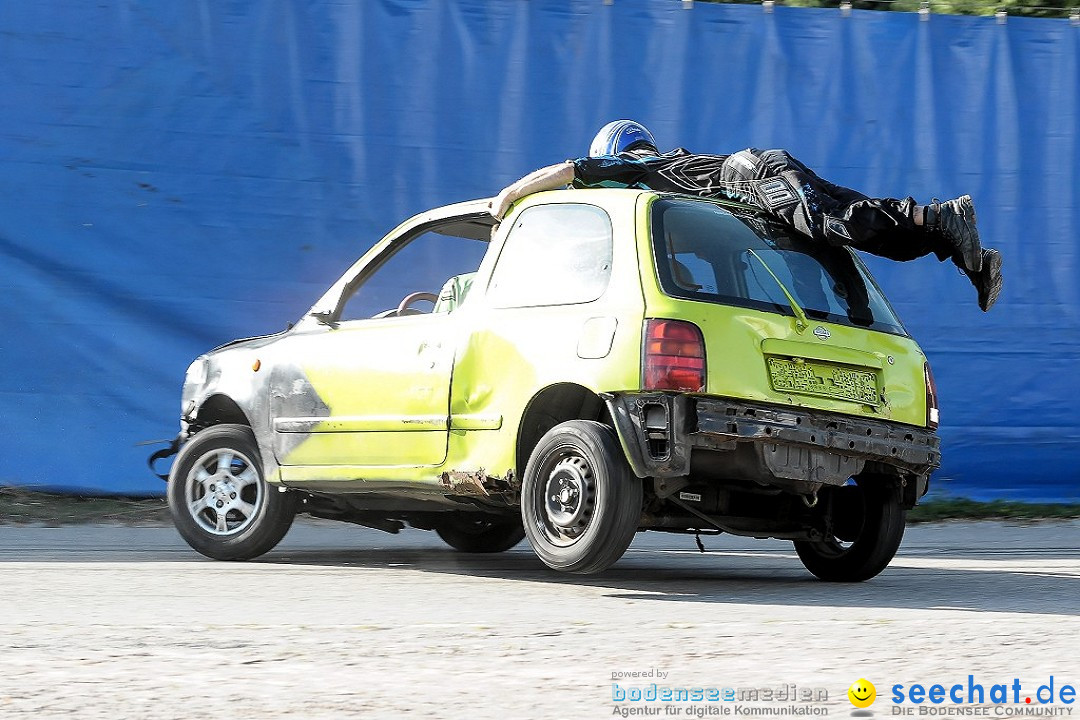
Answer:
[
  {"left": 793, "top": 476, "right": 905, "bottom": 582},
  {"left": 521, "top": 420, "right": 642, "bottom": 574},
  {"left": 167, "top": 424, "right": 298, "bottom": 560},
  {"left": 434, "top": 516, "right": 526, "bottom": 553}
]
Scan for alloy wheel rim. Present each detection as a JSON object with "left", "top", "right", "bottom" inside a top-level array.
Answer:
[{"left": 184, "top": 448, "right": 263, "bottom": 536}]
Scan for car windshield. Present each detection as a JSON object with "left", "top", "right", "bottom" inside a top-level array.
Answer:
[{"left": 651, "top": 198, "right": 906, "bottom": 336}]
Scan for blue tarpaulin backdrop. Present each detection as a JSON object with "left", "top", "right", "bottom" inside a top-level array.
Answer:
[{"left": 0, "top": 1, "right": 1077, "bottom": 500}]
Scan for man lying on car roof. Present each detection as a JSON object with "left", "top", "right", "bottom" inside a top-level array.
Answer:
[{"left": 490, "top": 120, "right": 1002, "bottom": 312}]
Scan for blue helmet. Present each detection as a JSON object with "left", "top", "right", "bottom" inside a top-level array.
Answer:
[{"left": 589, "top": 120, "right": 657, "bottom": 157}]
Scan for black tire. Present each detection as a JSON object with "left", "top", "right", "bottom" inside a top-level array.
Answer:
[
  {"left": 793, "top": 476, "right": 906, "bottom": 582},
  {"left": 520, "top": 420, "right": 642, "bottom": 574},
  {"left": 434, "top": 516, "right": 526, "bottom": 553},
  {"left": 167, "top": 424, "right": 298, "bottom": 560}
]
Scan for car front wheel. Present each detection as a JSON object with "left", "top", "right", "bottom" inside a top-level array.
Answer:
[
  {"left": 521, "top": 420, "right": 642, "bottom": 574},
  {"left": 167, "top": 424, "right": 298, "bottom": 560},
  {"left": 793, "top": 476, "right": 905, "bottom": 582}
]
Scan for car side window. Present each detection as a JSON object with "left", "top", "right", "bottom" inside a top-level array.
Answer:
[
  {"left": 337, "top": 226, "right": 490, "bottom": 322},
  {"left": 486, "top": 204, "right": 613, "bottom": 308}
]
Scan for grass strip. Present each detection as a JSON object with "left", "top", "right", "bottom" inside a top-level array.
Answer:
[
  {"left": 908, "top": 498, "right": 1080, "bottom": 523},
  {"left": 0, "top": 486, "right": 169, "bottom": 526},
  {"left": 3, "top": 487, "right": 1078, "bottom": 526}
]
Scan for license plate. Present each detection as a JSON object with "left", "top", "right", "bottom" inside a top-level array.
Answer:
[{"left": 767, "top": 357, "right": 879, "bottom": 405}]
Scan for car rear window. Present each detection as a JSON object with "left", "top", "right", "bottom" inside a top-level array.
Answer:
[{"left": 650, "top": 198, "right": 907, "bottom": 336}]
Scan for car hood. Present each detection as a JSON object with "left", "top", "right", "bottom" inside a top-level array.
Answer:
[{"left": 208, "top": 328, "right": 290, "bottom": 355}]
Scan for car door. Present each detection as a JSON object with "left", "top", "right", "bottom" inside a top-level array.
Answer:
[
  {"left": 269, "top": 216, "right": 492, "bottom": 470},
  {"left": 442, "top": 201, "right": 631, "bottom": 473}
]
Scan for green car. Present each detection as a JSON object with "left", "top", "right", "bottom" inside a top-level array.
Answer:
[{"left": 164, "top": 189, "right": 940, "bottom": 580}]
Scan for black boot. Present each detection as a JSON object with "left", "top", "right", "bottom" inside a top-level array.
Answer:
[
  {"left": 962, "top": 248, "right": 1003, "bottom": 312},
  {"left": 927, "top": 195, "right": 982, "bottom": 273}
]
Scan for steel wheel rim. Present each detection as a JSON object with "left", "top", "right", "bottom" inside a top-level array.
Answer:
[
  {"left": 532, "top": 445, "right": 597, "bottom": 547},
  {"left": 184, "top": 447, "right": 263, "bottom": 536},
  {"left": 813, "top": 537, "right": 855, "bottom": 558},
  {"left": 811, "top": 484, "right": 867, "bottom": 557}
]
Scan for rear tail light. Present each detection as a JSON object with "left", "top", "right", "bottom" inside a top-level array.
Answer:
[
  {"left": 924, "top": 361, "right": 939, "bottom": 429},
  {"left": 643, "top": 319, "right": 706, "bottom": 392}
]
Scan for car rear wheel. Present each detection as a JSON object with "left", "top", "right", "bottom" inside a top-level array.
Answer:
[
  {"left": 793, "top": 476, "right": 905, "bottom": 582},
  {"left": 167, "top": 424, "right": 298, "bottom": 560},
  {"left": 434, "top": 516, "right": 526, "bottom": 553},
  {"left": 521, "top": 420, "right": 642, "bottom": 574}
]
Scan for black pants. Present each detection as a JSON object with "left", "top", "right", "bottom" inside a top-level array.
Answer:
[{"left": 722, "top": 149, "right": 949, "bottom": 262}]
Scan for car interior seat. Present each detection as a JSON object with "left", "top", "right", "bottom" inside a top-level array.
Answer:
[{"left": 671, "top": 259, "right": 703, "bottom": 291}]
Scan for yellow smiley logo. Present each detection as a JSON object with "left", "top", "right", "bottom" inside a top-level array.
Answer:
[{"left": 848, "top": 678, "right": 877, "bottom": 708}]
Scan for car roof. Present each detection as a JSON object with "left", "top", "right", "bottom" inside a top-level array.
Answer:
[{"left": 421, "top": 190, "right": 762, "bottom": 229}]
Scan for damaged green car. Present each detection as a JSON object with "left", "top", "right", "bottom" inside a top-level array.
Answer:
[{"left": 163, "top": 189, "right": 940, "bottom": 580}]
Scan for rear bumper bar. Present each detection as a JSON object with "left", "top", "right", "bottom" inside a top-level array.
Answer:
[{"left": 604, "top": 392, "right": 940, "bottom": 484}]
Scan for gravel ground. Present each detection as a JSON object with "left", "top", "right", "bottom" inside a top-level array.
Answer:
[{"left": 0, "top": 520, "right": 1077, "bottom": 719}]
